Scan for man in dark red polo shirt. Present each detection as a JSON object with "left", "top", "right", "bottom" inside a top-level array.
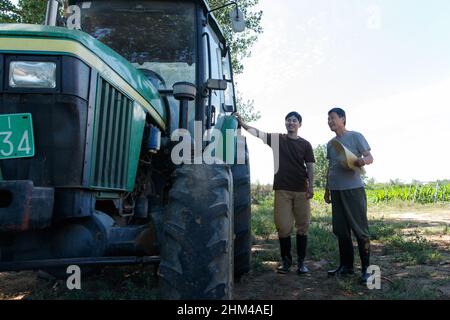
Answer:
[{"left": 235, "top": 112, "right": 315, "bottom": 274}]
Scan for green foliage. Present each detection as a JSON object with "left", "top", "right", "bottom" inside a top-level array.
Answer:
[
  {"left": 383, "top": 279, "right": 439, "bottom": 300},
  {"left": 313, "top": 181, "right": 450, "bottom": 204},
  {"left": 208, "top": 0, "right": 263, "bottom": 122},
  {"left": 208, "top": 0, "right": 263, "bottom": 75},
  {"left": 313, "top": 144, "right": 328, "bottom": 188},
  {"left": 0, "top": 0, "right": 47, "bottom": 24},
  {"left": 251, "top": 203, "right": 276, "bottom": 237},
  {"left": 250, "top": 245, "right": 279, "bottom": 272},
  {"left": 235, "top": 89, "right": 261, "bottom": 122},
  {"left": 369, "top": 219, "right": 398, "bottom": 240},
  {"left": 369, "top": 183, "right": 450, "bottom": 204},
  {"left": 251, "top": 183, "right": 273, "bottom": 205},
  {"left": 382, "top": 231, "right": 442, "bottom": 265},
  {"left": 0, "top": 0, "right": 20, "bottom": 23},
  {"left": 17, "top": 0, "right": 47, "bottom": 24},
  {"left": 307, "top": 222, "right": 337, "bottom": 263}
]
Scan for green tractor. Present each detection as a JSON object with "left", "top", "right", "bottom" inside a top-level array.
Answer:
[{"left": 0, "top": 0, "right": 251, "bottom": 299}]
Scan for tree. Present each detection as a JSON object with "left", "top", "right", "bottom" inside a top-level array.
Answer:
[
  {"left": 208, "top": 0, "right": 263, "bottom": 75},
  {"left": 235, "top": 89, "right": 260, "bottom": 122},
  {"left": 0, "top": 0, "right": 47, "bottom": 24},
  {"left": 208, "top": 0, "right": 263, "bottom": 123},
  {"left": 313, "top": 144, "right": 328, "bottom": 189},
  {"left": 0, "top": 0, "right": 21, "bottom": 23},
  {"left": 17, "top": 0, "right": 47, "bottom": 24}
]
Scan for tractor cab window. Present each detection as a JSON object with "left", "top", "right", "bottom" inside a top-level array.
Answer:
[
  {"left": 222, "top": 50, "right": 235, "bottom": 112},
  {"left": 74, "top": 0, "right": 196, "bottom": 89},
  {"left": 203, "top": 26, "right": 224, "bottom": 118}
]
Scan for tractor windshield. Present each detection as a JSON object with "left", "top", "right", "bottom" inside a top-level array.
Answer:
[{"left": 74, "top": 0, "right": 196, "bottom": 89}]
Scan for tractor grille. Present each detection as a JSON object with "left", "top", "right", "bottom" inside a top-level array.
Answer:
[
  {"left": 0, "top": 94, "right": 88, "bottom": 187},
  {"left": 91, "top": 79, "right": 133, "bottom": 189}
]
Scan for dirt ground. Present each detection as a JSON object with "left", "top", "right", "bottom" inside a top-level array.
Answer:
[
  {"left": 233, "top": 243, "right": 450, "bottom": 300},
  {"left": 1, "top": 208, "right": 450, "bottom": 300}
]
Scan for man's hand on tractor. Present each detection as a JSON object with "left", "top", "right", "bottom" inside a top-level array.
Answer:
[
  {"left": 233, "top": 112, "right": 250, "bottom": 131},
  {"left": 324, "top": 188, "right": 331, "bottom": 204},
  {"left": 233, "top": 112, "right": 244, "bottom": 126}
]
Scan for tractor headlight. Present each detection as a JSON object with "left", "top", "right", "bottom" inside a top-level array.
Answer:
[{"left": 9, "top": 61, "right": 57, "bottom": 89}]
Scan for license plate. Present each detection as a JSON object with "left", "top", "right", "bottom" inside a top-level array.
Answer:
[{"left": 0, "top": 113, "right": 35, "bottom": 159}]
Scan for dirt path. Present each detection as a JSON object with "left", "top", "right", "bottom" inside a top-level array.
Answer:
[{"left": 387, "top": 209, "right": 450, "bottom": 225}]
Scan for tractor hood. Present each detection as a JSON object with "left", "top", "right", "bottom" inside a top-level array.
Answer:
[{"left": 0, "top": 23, "right": 167, "bottom": 130}]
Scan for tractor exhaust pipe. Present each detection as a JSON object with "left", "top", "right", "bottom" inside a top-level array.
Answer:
[
  {"left": 45, "top": 0, "right": 60, "bottom": 26},
  {"left": 173, "top": 82, "right": 196, "bottom": 130}
]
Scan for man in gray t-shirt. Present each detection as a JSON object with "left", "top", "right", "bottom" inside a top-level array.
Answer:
[
  {"left": 324, "top": 108, "right": 374, "bottom": 285},
  {"left": 326, "top": 131, "right": 371, "bottom": 190}
]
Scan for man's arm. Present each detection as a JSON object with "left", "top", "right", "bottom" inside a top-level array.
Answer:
[
  {"left": 354, "top": 150, "right": 374, "bottom": 167},
  {"left": 306, "top": 162, "right": 315, "bottom": 199},
  {"left": 234, "top": 113, "right": 267, "bottom": 139}
]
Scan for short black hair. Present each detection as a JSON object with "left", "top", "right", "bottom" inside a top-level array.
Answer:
[
  {"left": 285, "top": 111, "right": 302, "bottom": 123},
  {"left": 328, "top": 107, "right": 346, "bottom": 125}
]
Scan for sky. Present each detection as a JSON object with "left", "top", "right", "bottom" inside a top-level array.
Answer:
[{"left": 235, "top": 0, "right": 450, "bottom": 184}]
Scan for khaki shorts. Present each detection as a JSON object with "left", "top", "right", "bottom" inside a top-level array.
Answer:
[{"left": 274, "top": 190, "right": 311, "bottom": 238}]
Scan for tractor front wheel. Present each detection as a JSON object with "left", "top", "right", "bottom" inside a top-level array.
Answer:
[
  {"left": 158, "top": 164, "right": 234, "bottom": 299},
  {"left": 232, "top": 141, "right": 252, "bottom": 280}
]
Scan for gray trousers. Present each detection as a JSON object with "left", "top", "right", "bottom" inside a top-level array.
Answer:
[{"left": 331, "top": 188, "right": 370, "bottom": 241}]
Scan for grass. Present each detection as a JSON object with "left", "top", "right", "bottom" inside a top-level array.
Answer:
[
  {"left": 28, "top": 266, "right": 160, "bottom": 300},
  {"left": 251, "top": 244, "right": 280, "bottom": 272},
  {"left": 368, "top": 219, "right": 399, "bottom": 240},
  {"left": 423, "top": 225, "right": 450, "bottom": 236},
  {"left": 252, "top": 203, "right": 277, "bottom": 237},
  {"left": 382, "top": 232, "right": 443, "bottom": 265},
  {"left": 307, "top": 221, "right": 338, "bottom": 263},
  {"left": 382, "top": 279, "right": 439, "bottom": 300}
]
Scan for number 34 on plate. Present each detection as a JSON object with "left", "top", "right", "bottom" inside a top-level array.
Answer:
[{"left": 0, "top": 113, "right": 35, "bottom": 160}]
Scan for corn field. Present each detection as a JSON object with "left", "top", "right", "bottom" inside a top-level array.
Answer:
[
  {"left": 368, "top": 183, "right": 450, "bottom": 204},
  {"left": 253, "top": 182, "right": 450, "bottom": 205}
]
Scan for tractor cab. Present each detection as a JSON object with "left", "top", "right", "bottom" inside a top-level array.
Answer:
[{"left": 66, "top": 0, "right": 242, "bottom": 136}]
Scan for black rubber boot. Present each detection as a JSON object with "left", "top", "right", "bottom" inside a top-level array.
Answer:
[
  {"left": 328, "top": 237, "right": 355, "bottom": 276},
  {"left": 357, "top": 237, "right": 371, "bottom": 285},
  {"left": 277, "top": 237, "right": 292, "bottom": 274},
  {"left": 296, "top": 234, "right": 309, "bottom": 274}
]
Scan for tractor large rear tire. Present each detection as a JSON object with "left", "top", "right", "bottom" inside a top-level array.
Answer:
[
  {"left": 158, "top": 164, "right": 234, "bottom": 300},
  {"left": 232, "top": 144, "right": 251, "bottom": 280}
]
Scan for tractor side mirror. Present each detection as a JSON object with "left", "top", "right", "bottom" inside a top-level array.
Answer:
[
  {"left": 230, "top": 7, "right": 245, "bottom": 33},
  {"left": 205, "top": 79, "right": 227, "bottom": 91}
]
